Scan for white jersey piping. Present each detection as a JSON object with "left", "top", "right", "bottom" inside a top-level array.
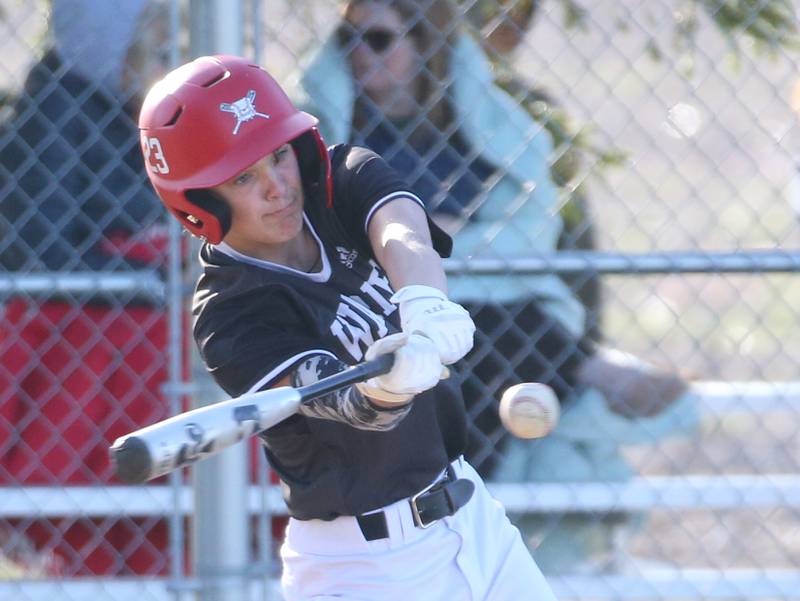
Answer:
[{"left": 213, "top": 214, "right": 331, "bottom": 282}]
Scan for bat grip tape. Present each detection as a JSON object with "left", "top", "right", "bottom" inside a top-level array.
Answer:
[{"left": 298, "top": 353, "right": 395, "bottom": 403}]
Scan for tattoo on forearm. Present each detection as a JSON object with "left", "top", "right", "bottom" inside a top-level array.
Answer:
[{"left": 290, "top": 354, "right": 411, "bottom": 431}]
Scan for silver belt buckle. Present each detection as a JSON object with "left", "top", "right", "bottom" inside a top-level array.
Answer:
[{"left": 409, "top": 471, "right": 446, "bottom": 529}]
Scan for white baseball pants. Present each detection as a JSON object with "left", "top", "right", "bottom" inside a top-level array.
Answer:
[{"left": 280, "top": 457, "right": 557, "bottom": 601}]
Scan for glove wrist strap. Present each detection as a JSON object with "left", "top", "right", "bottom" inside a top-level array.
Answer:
[
  {"left": 355, "top": 381, "right": 414, "bottom": 405},
  {"left": 390, "top": 284, "right": 448, "bottom": 304}
]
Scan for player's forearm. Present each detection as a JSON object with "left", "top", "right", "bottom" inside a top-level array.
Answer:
[
  {"left": 367, "top": 197, "right": 448, "bottom": 293},
  {"left": 289, "top": 354, "right": 412, "bottom": 431},
  {"left": 379, "top": 233, "right": 447, "bottom": 292}
]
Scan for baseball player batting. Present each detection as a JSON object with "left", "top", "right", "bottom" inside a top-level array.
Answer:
[{"left": 136, "top": 54, "right": 557, "bottom": 601}]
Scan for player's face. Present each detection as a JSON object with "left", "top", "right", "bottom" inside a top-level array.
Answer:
[
  {"left": 344, "top": 2, "right": 418, "bottom": 112},
  {"left": 212, "top": 143, "right": 305, "bottom": 256}
]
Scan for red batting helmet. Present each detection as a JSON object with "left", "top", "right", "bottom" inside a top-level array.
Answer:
[{"left": 138, "top": 55, "right": 331, "bottom": 243}]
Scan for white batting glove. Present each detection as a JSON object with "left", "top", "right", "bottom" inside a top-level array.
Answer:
[
  {"left": 356, "top": 333, "right": 447, "bottom": 404},
  {"left": 391, "top": 285, "right": 475, "bottom": 365}
]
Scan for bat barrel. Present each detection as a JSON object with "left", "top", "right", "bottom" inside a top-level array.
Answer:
[
  {"left": 109, "top": 387, "right": 303, "bottom": 483},
  {"left": 110, "top": 436, "right": 153, "bottom": 484},
  {"left": 108, "top": 354, "right": 393, "bottom": 483}
]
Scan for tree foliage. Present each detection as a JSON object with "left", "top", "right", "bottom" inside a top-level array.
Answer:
[
  {"left": 459, "top": 0, "right": 800, "bottom": 189},
  {"left": 465, "top": 0, "right": 800, "bottom": 59}
]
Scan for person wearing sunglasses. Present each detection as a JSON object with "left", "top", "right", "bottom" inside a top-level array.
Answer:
[
  {"left": 299, "top": 0, "right": 698, "bottom": 576},
  {"left": 337, "top": 24, "right": 399, "bottom": 53}
]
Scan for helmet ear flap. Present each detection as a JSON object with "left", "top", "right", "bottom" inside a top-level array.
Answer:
[
  {"left": 184, "top": 190, "right": 232, "bottom": 243},
  {"left": 290, "top": 128, "right": 331, "bottom": 207}
]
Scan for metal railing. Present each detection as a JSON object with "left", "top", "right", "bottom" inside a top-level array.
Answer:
[{"left": 3, "top": 249, "right": 798, "bottom": 599}]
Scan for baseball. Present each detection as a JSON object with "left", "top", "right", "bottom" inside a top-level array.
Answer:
[{"left": 499, "top": 383, "right": 560, "bottom": 439}]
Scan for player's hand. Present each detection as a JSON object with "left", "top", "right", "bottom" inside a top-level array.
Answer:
[
  {"left": 356, "top": 332, "right": 447, "bottom": 405},
  {"left": 391, "top": 285, "right": 475, "bottom": 365}
]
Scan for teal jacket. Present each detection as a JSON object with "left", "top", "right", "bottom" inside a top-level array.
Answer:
[{"left": 299, "top": 33, "right": 586, "bottom": 336}]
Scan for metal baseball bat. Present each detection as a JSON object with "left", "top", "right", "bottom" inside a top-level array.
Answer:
[{"left": 110, "top": 353, "right": 395, "bottom": 484}]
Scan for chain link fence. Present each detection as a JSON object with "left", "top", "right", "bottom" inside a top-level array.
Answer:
[
  {"left": 0, "top": 0, "right": 187, "bottom": 595},
  {"left": 1, "top": 0, "right": 800, "bottom": 599}
]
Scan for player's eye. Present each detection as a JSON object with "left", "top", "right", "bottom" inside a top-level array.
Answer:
[
  {"left": 273, "top": 144, "right": 290, "bottom": 163},
  {"left": 233, "top": 172, "right": 252, "bottom": 186}
]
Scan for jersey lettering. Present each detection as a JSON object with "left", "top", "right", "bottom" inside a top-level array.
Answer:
[
  {"left": 330, "top": 294, "right": 388, "bottom": 360},
  {"left": 359, "top": 261, "right": 396, "bottom": 316}
]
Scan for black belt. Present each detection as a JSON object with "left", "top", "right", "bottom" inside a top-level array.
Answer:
[{"left": 356, "top": 466, "right": 476, "bottom": 541}]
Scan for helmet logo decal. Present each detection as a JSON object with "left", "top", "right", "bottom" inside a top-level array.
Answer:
[{"left": 219, "top": 90, "right": 270, "bottom": 135}]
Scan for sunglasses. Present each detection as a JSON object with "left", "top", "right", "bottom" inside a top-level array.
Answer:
[{"left": 337, "top": 26, "right": 400, "bottom": 54}]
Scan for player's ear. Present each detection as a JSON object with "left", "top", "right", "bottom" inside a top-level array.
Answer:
[{"left": 185, "top": 189, "right": 232, "bottom": 240}]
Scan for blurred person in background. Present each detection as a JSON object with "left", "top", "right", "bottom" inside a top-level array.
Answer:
[
  {"left": 299, "top": 0, "right": 699, "bottom": 574},
  {"left": 0, "top": 0, "right": 172, "bottom": 576},
  {"left": 463, "top": 0, "right": 619, "bottom": 343}
]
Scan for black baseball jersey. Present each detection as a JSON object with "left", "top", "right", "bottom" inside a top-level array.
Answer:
[{"left": 193, "top": 145, "right": 467, "bottom": 520}]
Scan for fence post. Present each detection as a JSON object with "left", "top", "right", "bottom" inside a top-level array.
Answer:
[{"left": 188, "top": 2, "right": 250, "bottom": 600}]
